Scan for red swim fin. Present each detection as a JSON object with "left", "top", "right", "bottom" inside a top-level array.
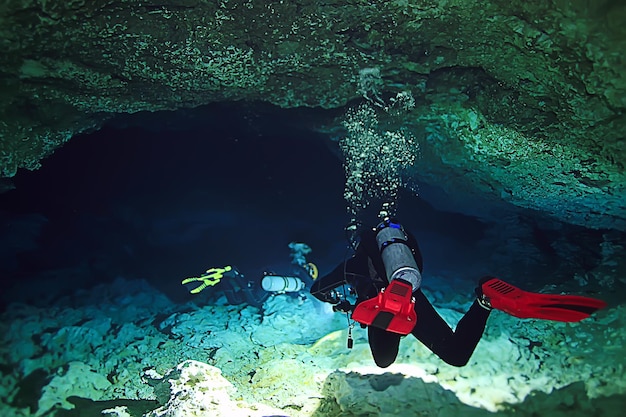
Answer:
[
  {"left": 481, "top": 278, "right": 607, "bottom": 322},
  {"left": 352, "top": 279, "right": 417, "bottom": 335}
]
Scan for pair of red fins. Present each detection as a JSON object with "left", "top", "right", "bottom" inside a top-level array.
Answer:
[{"left": 352, "top": 277, "right": 608, "bottom": 335}]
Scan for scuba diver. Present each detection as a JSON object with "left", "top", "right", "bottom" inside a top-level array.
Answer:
[
  {"left": 182, "top": 265, "right": 271, "bottom": 308},
  {"left": 310, "top": 218, "right": 607, "bottom": 368},
  {"left": 182, "top": 242, "right": 318, "bottom": 308}
]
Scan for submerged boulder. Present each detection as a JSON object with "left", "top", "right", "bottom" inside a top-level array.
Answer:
[{"left": 143, "top": 360, "right": 284, "bottom": 417}]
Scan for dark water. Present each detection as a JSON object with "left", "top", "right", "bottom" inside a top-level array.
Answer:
[{"left": 0, "top": 103, "right": 610, "bottom": 309}]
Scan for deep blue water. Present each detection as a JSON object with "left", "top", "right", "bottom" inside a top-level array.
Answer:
[{"left": 0, "top": 103, "right": 606, "bottom": 310}]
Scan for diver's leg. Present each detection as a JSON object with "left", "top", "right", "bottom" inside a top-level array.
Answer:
[
  {"left": 223, "top": 279, "right": 245, "bottom": 305},
  {"left": 241, "top": 287, "right": 269, "bottom": 308},
  {"left": 446, "top": 300, "right": 490, "bottom": 363},
  {"left": 368, "top": 326, "right": 402, "bottom": 368},
  {"left": 412, "top": 291, "right": 490, "bottom": 367},
  {"left": 224, "top": 289, "right": 245, "bottom": 305}
]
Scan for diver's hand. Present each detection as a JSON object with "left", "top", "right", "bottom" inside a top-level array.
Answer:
[{"left": 333, "top": 300, "right": 354, "bottom": 313}]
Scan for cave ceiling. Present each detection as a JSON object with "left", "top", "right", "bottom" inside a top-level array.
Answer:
[{"left": 0, "top": 0, "right": 624, "bottom": 230}]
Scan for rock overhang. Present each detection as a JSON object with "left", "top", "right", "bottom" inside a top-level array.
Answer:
[{"left": 0, "top": 0, "right": 624, "bottom": 230}]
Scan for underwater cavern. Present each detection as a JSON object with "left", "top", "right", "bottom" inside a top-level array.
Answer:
[{"left": 1, "top": 1, "right": 625, "bottom": 416}]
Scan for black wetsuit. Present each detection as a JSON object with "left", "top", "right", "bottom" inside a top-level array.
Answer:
[{"left": 310, "top": 228, "right": 491, "bottom": 367}]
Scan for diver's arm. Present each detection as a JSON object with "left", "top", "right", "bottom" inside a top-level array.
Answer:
[{"left": 310, "top": 262, "right": 347, "bottom": 304}]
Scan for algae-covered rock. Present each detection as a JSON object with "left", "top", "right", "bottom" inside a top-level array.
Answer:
[
  {"left": 144, "top": 360, "right": 285, "bottom": 417},
  {"left": 37, "top": 361, "right": 111, "bottom": 416}
]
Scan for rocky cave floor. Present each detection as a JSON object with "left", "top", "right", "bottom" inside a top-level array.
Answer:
[{"left": 1, "top": 257, "right": 624, "bottom": 417}]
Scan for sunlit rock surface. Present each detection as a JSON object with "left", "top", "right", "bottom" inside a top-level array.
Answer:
[
  {"left": 1, "top": 0, "right": 625, "bottom": 229},
  {"left": 142, "top": 360, "right": 285, "bottom": 417}
]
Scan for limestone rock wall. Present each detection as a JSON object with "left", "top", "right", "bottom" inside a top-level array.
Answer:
[{"left": 0, "top": 0, "right": 624, "bottom": 229}]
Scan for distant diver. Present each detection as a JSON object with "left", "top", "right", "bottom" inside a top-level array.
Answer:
[
  {"left": 182, "top": 243, "right": 318, "bottom": 308},
  {"left": 310, "top": 217, "right": 607, "bottom": 368},
  {"left": 181, "top": 265, "right": 268, "bottom": 307}
]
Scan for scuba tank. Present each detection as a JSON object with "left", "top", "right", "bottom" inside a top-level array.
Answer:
[
  {"left": 351, "top": 218, "right": 420, "bottom": 335},
  {"left": 261, "top": 274, "right": 305, "bottom": 293},
  {"left": 375, "top": 218, "right": 422, "bottom": 291}
]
